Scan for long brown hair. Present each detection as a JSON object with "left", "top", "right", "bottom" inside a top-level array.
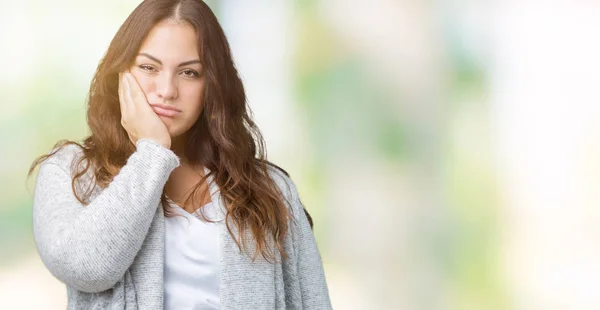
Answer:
[{"left": 28, "top": 0, "right": 311, "bottom": 263}]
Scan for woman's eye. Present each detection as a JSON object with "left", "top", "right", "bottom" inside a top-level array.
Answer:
[
  {"left": 181, "top": 69, "right": 200, "bottom": 78},
  {"left": 137, "top": 65, "right": 199, "bottom": 78},
  {"left": 139, "top": 65, "right": 156, "bottom": 72}
]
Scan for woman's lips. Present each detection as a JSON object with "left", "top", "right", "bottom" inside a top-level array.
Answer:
[{"left": 150, "top": 104, "right": 181, "bottom": 117}]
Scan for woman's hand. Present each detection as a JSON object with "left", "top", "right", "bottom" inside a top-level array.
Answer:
[{"left": 118, "top": 71, "right": 171, "bottom": 149}]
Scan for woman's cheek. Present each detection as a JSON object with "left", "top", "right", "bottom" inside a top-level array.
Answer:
[{"left": 130, "top": 70, "right": 154, "bottom": 97}]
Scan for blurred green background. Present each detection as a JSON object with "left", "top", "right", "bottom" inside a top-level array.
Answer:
[{"left": 3, "top": 1, "right": 600, "bottom": 309}]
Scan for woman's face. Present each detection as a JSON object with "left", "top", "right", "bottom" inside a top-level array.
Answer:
[{"left": 129, "top": 20, "right": 205, "bottom": 138}]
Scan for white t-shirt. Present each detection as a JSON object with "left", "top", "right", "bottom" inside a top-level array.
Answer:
[{"left": 164, "top": 201, "right": 221, "bottom": 309}]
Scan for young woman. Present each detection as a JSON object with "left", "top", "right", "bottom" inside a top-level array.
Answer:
[{"left": 28, "top": 0, "right": 332, "bottom": 309}]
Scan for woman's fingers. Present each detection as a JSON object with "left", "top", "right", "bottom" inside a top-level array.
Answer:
[
  {"left": 118, "top": 72, "right": 129, "bottom": 124},
  {"left": 124, "top": 72, "right": 149, "bottom": 112}
]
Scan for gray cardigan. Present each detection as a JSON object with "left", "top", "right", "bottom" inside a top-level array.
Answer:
[{"left": 32, "top": 139, "right": 332, "bottom": 309}]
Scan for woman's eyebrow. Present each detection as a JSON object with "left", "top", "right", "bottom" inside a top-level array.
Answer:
[{"left": 137, "top": 53, "right": 202, "bottom": 67}]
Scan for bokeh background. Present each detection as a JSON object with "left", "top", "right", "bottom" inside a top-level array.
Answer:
[{"left": 2, "top": 0, "right": 600, "bottom": 309}]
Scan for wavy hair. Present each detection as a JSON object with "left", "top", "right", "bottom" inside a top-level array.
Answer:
[{"left": 28, "top": 0, "right": 312, "bottom": 263}]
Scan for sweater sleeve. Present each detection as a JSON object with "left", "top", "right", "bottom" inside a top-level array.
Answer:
[
  {"left": 32, "top": 139, "right": 180, "bottom": 293},
  {"left": 276, "top": 172, "right": 333, "bottom": 309}
]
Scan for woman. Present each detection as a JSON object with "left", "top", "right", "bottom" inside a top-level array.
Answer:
[{"left": 28, "top": 0, "right": 332, "bottom": 309}]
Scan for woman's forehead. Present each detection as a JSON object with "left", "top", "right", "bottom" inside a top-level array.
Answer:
[{"left": 138, "top": 21, "right": 200, "bottom": 62}]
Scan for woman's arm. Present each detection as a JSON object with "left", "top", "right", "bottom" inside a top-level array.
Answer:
[{"left": 32, "top": 139, "right": 179, "bottom": 293}]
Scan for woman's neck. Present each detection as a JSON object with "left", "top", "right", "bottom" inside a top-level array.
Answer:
[{"left": 170, "top": 134, "right": 188, "bottom": 163}]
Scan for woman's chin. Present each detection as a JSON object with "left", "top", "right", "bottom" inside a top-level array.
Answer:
[
  {"left": 161, "top": 117, "right": 194, "bottom": 139},
  {"left": 161, "top": 120, "right": 177, "bottom": 135},
  {"left": 158, "top": 115, "right": 176, "bottom": 126},
  {"left": 166, "top": 125, "right": 187, "bottom": 139}
]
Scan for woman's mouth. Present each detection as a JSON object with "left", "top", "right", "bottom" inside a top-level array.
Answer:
[{"left": 150, "top": 104, "right": 182, "bottom": 118}]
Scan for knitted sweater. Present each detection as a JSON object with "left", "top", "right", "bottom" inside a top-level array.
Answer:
[{"left": 32, "top": 139, "right": 332, "bottom": 309}]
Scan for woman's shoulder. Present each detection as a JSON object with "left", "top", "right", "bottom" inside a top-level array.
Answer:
[
  {"left": 264, "top": 162, "right": 299, "bottom": 202},
  {"left": 264, "top": 162, "right": 315, "bottom": 231},
  {"left": 43, "top": 142, "right": 86, "bottom": 175}
]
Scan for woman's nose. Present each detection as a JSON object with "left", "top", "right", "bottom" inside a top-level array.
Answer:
[{"left": 156, "top": 72, "right": 178, "bottom": 101}]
